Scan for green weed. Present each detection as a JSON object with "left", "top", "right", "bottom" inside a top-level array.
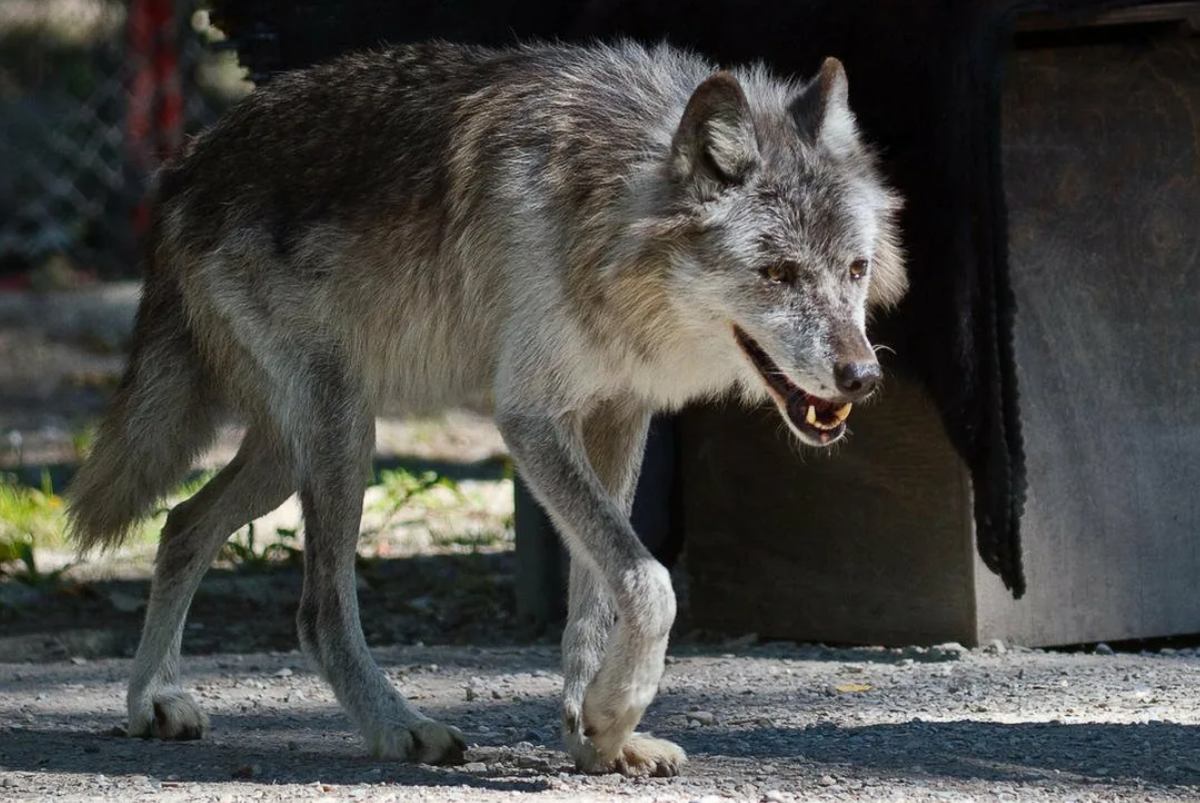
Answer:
[
  {"left": 0, "top": 471, "right": 74, "bottom": 587},
  {"left": 219, "top": 523, "right": 303, "bottom": 573}
]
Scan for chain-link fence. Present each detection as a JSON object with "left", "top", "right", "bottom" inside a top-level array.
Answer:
[{"left": 0, "top": 0, "right": 248, "bottom": 282}]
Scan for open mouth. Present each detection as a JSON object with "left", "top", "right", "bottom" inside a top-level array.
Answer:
[{"left": 733, "top": 325, "right": 851, "bottom": 445}]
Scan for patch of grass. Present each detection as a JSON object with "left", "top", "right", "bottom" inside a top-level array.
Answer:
[
  {"left": 363, "top": 468, "right": 463, "bottom": 537},
  {"left": 429, "top": 529, "right": 510, "bottom": 551},
  {"left": 0, "top": 471, "right": 74, "bottom": 588},
  {"left": 0, "top": 470, "right": 67, "bottom": 548}
]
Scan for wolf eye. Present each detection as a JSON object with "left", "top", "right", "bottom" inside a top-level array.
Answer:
[
  {"left": 848, "top": 258, "right": 869, "bottom": 280},
  {"left": 761, "top": 263, "right": 795, "bottom": 285}
]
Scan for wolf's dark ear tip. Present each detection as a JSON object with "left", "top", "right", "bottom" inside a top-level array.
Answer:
[
  {"left": 693, "top": 71, "right": 748, "bottom": 106},
  {"left": 820, "top": 57, "right": 846, "bottom": 78},
  {"left": 819, "top": 57, "right": 849, "bottom": 99},
  {"left": 702, "top": 70, "right": 742, "bottom": 89}
]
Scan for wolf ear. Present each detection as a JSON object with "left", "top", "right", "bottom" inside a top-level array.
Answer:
[
  {"left": 790, "top": 57, "right": 859, "bottom": 157},
  {"left": 670, "top": 72, "right": 760, "bottom": 190}
]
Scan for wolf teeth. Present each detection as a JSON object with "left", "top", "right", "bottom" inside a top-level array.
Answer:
[
  {"left": 805, "top": 402, "right": 853, "bottom": 431},
  {"left": 805, "top": 405, "right": 818, "bottom": 426}
]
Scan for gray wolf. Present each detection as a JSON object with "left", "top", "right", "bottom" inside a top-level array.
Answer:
[{"left": 67, "top": 40, "right": 905, "bottom": 776}]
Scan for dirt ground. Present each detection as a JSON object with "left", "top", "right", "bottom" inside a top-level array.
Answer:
[{"left": 2, "top": 642, "right": 1200, "bottom": 802}]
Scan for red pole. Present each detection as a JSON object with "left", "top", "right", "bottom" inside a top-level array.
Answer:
[{"left": 127, "top": 0, "right": 183, "bottom": 242}]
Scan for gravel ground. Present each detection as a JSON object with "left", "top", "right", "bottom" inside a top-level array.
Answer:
[{"left": 2, "top": 641, "right": 1200, "bottom": 802}]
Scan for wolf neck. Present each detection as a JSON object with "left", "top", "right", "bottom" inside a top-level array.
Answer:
[{"left": 570, "top": 215, "right": 739, "bottom": 411}]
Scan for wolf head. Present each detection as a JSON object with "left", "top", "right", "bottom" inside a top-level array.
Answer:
[{"left": 661, "top": 58, "right": 906, "bottom": 447}]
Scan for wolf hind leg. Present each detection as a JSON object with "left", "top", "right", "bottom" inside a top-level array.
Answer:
[
  {"left": 128, "top": 426, "right": 293, "bottom": 739},
  {"left": 289, "top": 356, "right": 464, "bottom": 763}
]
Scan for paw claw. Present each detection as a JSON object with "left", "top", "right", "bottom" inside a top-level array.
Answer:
[
  {"left": 413, "top": 721, "right": 467, "bottom": 765},
  {"left": 573, "top": 732, "right": 686, "bottom": 777},
  {"left": 130, "top": 690, "right": 209, "bottom": 741},
  {"left": 373, "top": 720, "right": 466, "bottom": 765}
]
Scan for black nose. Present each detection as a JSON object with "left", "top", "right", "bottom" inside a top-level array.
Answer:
[{"left": 835, "top": 360, "right": 882, "bottom": 397}]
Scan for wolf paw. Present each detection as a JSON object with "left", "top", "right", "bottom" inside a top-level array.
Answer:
[
  {"left": 368, "top": 719, "right": 467, "bottom": 765},
  {"left": 573, "top": 732, "right": 686, "bottom": 777},
  {"left": 128, "top": 689, "right": 210, "bottom": 741}
]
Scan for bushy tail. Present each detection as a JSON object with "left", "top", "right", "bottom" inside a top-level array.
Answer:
[{"left": 67, "top": 276, "right": 220, "bottom": 553}]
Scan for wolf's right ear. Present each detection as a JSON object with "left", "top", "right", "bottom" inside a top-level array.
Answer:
[
  {"left": 670, "top": 72, "right": 760, "bottom": 191},
  {"left": 790, "top": 57, "right": 859, "bottom": 158}
]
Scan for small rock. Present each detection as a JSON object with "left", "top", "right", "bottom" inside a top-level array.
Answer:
[
  {"left": 70, "top": 656, "right": 88, "bottom": 665},
  {"left": 686, "top": 711, "right": 716, "bottom": 726},
  {"left": 273, "top": 667, "right": 293, "bottom": 678},
  {"left": 516, "top": 755, "right": 550, "bottom": 771},
  {"left": 818, "top": 774, "right": 837, "bottom": 786},
  {"left": 983, "top": 639, "right": 1007, "bottom": 655},
  {"left": 931, "top": 642, "right": 967, "bottom": 661},
  {"left": 763, "top": 792, "right": 786, "bottom": 803},
  {"left": 463, "top": 762, "right": 488, "bottom": 773},
  {"left": 1094, "top": 642, "right": 1115, "bottom": 656},
  {"left": 0, "top": 777, "right": 16, "bottom": 788}
]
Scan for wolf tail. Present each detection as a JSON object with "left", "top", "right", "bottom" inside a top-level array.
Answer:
[{"left": 67, "top": 266, "right": 220, "bottom": 553}]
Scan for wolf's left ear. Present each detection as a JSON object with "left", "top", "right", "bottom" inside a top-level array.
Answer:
[
  {"left": 790, "top": 57, "right": 859, "bottom": 158},
  {"left": 670, "top": 72, "right": 760, "bottom": 190}
]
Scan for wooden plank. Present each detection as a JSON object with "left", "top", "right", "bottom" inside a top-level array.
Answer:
[
  {"left": 978, "top": 34, "right": 1200, "bottom": 645},
  {"left": 1017, "top": 2, "right": 1200, "bottom": 32}
]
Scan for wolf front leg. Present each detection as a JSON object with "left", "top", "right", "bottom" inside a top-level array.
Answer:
[{"left": 497, "top": 401, "right": 685, "bottom": 776}]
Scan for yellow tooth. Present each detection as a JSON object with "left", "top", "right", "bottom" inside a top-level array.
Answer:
[
  {"left": 805, "top": 405, "right": 817, "bottom": 426},
  {"left": 833, "top": 403, "right": 853, "bottom": 423}
]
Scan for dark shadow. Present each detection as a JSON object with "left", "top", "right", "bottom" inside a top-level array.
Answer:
[
  {"left": 2, "top": 707, "right": 1198, "bottom": 791},
  {"left": 0, "top": 724, "right": 554, "bottom": 791},
  {"left": 0, "top": 548, "right": 529, "bottom": 663},
  {"left": 668, "top": 719, "right": 1200, "bottom": 789},
  {"left": 371, "top": 455, "right": 509, "bottom": 484}
]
